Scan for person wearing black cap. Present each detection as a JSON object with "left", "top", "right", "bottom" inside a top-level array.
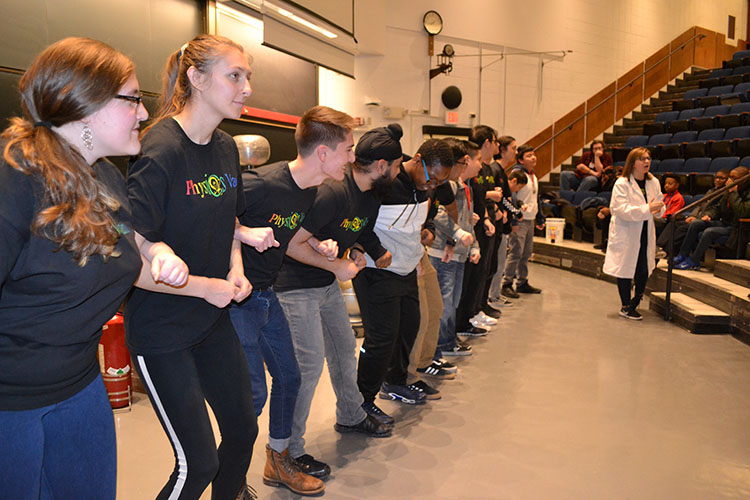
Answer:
[{"left": 273, "top": 124, "right": 402, "bottom": 478}]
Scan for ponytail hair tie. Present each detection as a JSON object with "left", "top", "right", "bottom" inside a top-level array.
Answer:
[
  {"left": 34, "top": 121, "right": 53, "bottom": 129},
  {"left": 178, "top": 42, "right": 189, "bottom": 61}
]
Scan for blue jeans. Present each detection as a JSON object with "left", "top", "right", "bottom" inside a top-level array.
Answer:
[
  {"left": 230, "top": 289, "right": 301, "bottom": 446},
  {"left": 277, "top": 281, "right": 366, "bottom": 458},
  {"left": 430, "top": 256, "right": 465, "bottom": 354},
  {"left": 560, "top": 171, "right": 599, "bottom": 192},
  {"left": 0, "top": 376, "right": 116, "bottom": 500},
  {"left": 678, "top": 220, "right": 730, "bottom": 262}
]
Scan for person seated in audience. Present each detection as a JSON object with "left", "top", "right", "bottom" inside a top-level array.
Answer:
[
  {"left": 654, "top": 173, "right": 685, "bottom": 237},
  {"left": 598, "top": 164, "right": 623, "bottom": 192},
  {"left": 674, "top": 166, "right": 750, "bottom": 270},
  {"left": 560, "top": 140, "right": 613, "bottom": 192},
  {"left": 656, "top": 169, "right": 729, "bottom": 257}
]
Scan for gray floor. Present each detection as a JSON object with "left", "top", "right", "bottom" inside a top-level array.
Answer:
[{"left": 116, "top": 263, "right": 750, "bottom": 499}]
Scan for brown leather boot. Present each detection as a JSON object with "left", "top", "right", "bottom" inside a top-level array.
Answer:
[{"left": 262, "top": 445, "right": 325, "bottom": 495}]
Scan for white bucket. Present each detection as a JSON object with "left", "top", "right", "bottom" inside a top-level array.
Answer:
[{"left": 545, "top": 218, "right": 566, "bottom": 245}]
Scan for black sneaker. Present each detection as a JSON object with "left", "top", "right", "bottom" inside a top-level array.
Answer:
[
  {"left": 379, "top": 383, "right": 427, "bottom": 405},
  {"left": 292, "top": 454, "right": 331, "bottom": 479},
  {"left": 441, "top": 344, "right": 472, "bottom": 356},
  {"left": 236, "top": 483, "right": 258, "bottom": 500},
  {"left": 501, "top": 285, "right": 519, "bottom": 299},
  {"left": 516, "top": 282, "right": 542, "bottom": 294},
  {"left": 481, "top": 307, "right": 501, "bottom": 319},
  {"left": 618, "top": 307, "right": 642, "bottom": 320},
  {"left": 411, "top": 380, "right": 441, "bottom": 400},
  {"left": 334, "top": 414, "right": 392, "bottom": 437},
  {"left": 361, "top": 401, "right": 395, "bottom": 425},
  {"left": 436, "top": 358, "right": 458, "bottom": 373},
  {"left": 458, "top": 326, "right": 488, "bottom": 336},
  {"left": 417, "top": 361, "right": 456, "bottom": 379}
]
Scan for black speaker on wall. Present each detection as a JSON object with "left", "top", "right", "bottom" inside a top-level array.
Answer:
[{"left": 441, "top": 85, "right": 462, "bottom": 109}]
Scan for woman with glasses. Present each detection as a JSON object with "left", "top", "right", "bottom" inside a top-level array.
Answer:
[
  {"left": 0, "top": 37, "right": 187, "bottom": 500},
  {"left": 603, "top": 147, "right": 665, "bottom": 320},
  {"left": 125, "top": 34, "right": 275, "bottom": 500}
]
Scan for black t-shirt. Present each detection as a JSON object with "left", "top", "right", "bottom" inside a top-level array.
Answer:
[
  {"left": 636, "top": 178, "right": 647, "bottom": 198},
  {"left": 275, "top": 170, "right": 383, "bottom": 292},
  {"left": 0, "top": 157, "right": 140, "bottom": 410},
  {"left": 125, "top": 118, "right": 245, "bottom": 354},
  {"left": 238, "top": 161, "right": 317, "bottom": 290}
]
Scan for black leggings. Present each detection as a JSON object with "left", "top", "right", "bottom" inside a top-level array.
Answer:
[
  {"left": 133, "top": 314, "right": 257, "bottom": 500},
  {"left": 617, "top": 221, "right": 649, "bottom": 309}
]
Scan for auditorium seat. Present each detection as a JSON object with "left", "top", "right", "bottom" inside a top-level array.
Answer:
[
  {"left": 668, "top": 107, "right": 704, "bottom": 133},
  {"left": 691, "top": 105, "right": 730, "bottom": 132},
  {"left": 683, "top": 157, "right": 711, "bottom": 173},
  {"left": 709, "top": 156, "right": 740, "bottom": 173}
]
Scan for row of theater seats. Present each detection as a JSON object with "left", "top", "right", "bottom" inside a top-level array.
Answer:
[
  {"left": 646, "top": 156, "right": 743, "bottom": 195},
  {"left": 614, "top": 126, "right": 750, "bottom": 161},
  {"left": 647, "top": 103, "right": 750, "bottom": 134},
  {"left": 546, "top": 188, "right": 705, "bottom": 214},
  {"left": 674, "top": 82, "right": 750, "bottom": 110}
]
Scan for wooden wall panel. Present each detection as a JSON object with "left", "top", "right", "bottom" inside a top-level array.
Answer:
[
  {"left": 670, "top": 27, "right": 696, "bottom": 79},
  {"left": 527, "top": 125, "right": 552, "bottom": 176},
  {"left": 644, "top": 44, "right": 670, "bottom": 99},
  {"left": 616, "top": 63, "right": 643, "bottom": 121},
  {"left": 694, "top": 27, "right": 718, "bottom": 68},
  {"left": 586, "top": 82, "right": 616, "bottom": 143},
  {"left": 553, "top": 104, "right": 585, "bottom": 167}
]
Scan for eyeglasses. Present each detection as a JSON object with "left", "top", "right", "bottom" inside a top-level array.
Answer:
[
  {"left": 421, "top": 158, "right": 446, "bottom": 187},
  {"left": 638, "top": 156, "right": 651, "bottom": 162},
  {"left": 115, "top": 94, "right": 144, "bottom": 106}
]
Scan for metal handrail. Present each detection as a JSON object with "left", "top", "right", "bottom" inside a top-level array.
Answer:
[
  {"left": 534, "top": 32, "right": 707, "bottom": 152},
  {"left": 663, "top": 170, "right": 750, "bottom": 320}
]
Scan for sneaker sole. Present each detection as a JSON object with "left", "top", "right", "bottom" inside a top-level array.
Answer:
[
  {"left": 378, "top": 392, "right": 427, "bottom": 405},
  {"left": 334, "top": 423, "right": 392, "bottom": 437},
  {"left": 422, "top": 392, "right": 441, "bottom": 400},
  {"left": 459, "top": 331, "right": 488, "bottom": 337},
  {"left": 416, "top": 371, "right": 456, "bottom": 380},
  {"left": 262, "top": 476, "right": 325, "bottom": 496},
  {"left": 441, "top": 350, "right": 473, "bottom": 356}
]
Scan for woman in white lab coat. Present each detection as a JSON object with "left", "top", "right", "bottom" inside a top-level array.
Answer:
[{"left": 603, "top": 147, "right": 665, "bottom": 319}]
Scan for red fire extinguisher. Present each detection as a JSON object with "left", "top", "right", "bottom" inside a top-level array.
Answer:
[{"left": 98, "top": 313, "right": 132, "bottom": 410}]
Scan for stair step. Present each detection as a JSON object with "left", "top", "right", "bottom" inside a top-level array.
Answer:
[
  {"left": 614, "top": 126, "right": 644, "bottom": 136},
  {"left": 714, "top": 259, "right": 750, "bottom": 287},
  {"left": 632, "top": 111, "right": 658, "bottom": 121},
  {"left": 623, "top": 118, "right": 650, "bottom": 127},
  {"left": 644, "top": 102, "right": 673, "bottom": 113},
  {"left": 649, "top": 292, "right": 731, "bottom": 334},
  {"left": 548, "top": 172, "right": 560, "bottom": 185}
]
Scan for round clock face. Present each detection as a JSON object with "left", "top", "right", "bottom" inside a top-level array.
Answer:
[
  {"left": 423, "top": 10, "right": 443, "bottom": 35},
  {"left": 443, "top": 44, "right": 454, "bottom": 57}
]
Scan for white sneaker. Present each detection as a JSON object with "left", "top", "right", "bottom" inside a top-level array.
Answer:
[
  {"left": 477, "top": 312, "right": 498, "bottom": 326},
  {"left": 488, "top": 296, "right": 512, "bottom": 307}
]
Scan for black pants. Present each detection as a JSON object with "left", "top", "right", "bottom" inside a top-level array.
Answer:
[
  {"left": 481, "top": 228, "right": 504, "bottom": 306},
  {"left": 656, "top": 219, "right": 689, "bottom": 256},
  {"left": 456, "top": 228, "right": 495, "bottom": 330},
  {"left": 133, "top": 314, "right": 257, "bottom": 500},
  {"left": 617, "top": 221, "right": 649, "bottom": 309},
  {"left": 353, "top": 267, "right": 420, "bottom": 402}
]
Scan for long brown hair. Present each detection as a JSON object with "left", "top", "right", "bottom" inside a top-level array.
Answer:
[
  {"left": 622, "top": 147, "right": 654, "bottom": 180},
  {"left": 145, "top": 34, "right": 246, "bottom": 133},
  {"left": 2, "top": 37, "right": 134, "bottom": 265}
]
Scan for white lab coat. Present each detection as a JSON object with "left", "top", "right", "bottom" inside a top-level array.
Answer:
[{"left": 602, "top": 174, "right": 664, "bottom": 279}]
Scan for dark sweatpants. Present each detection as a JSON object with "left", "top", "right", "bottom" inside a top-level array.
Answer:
[{"left": 353, "top": 267, "right": 420, "bottom": 402}]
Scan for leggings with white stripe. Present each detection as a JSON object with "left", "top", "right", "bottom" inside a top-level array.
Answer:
[{"left": 133, "top": 314, "right": 257, "bottom": 500}]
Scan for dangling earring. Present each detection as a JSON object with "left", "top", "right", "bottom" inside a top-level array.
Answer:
[{"left": 81, "top": 124, "right": 93, "bottom": 151}]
